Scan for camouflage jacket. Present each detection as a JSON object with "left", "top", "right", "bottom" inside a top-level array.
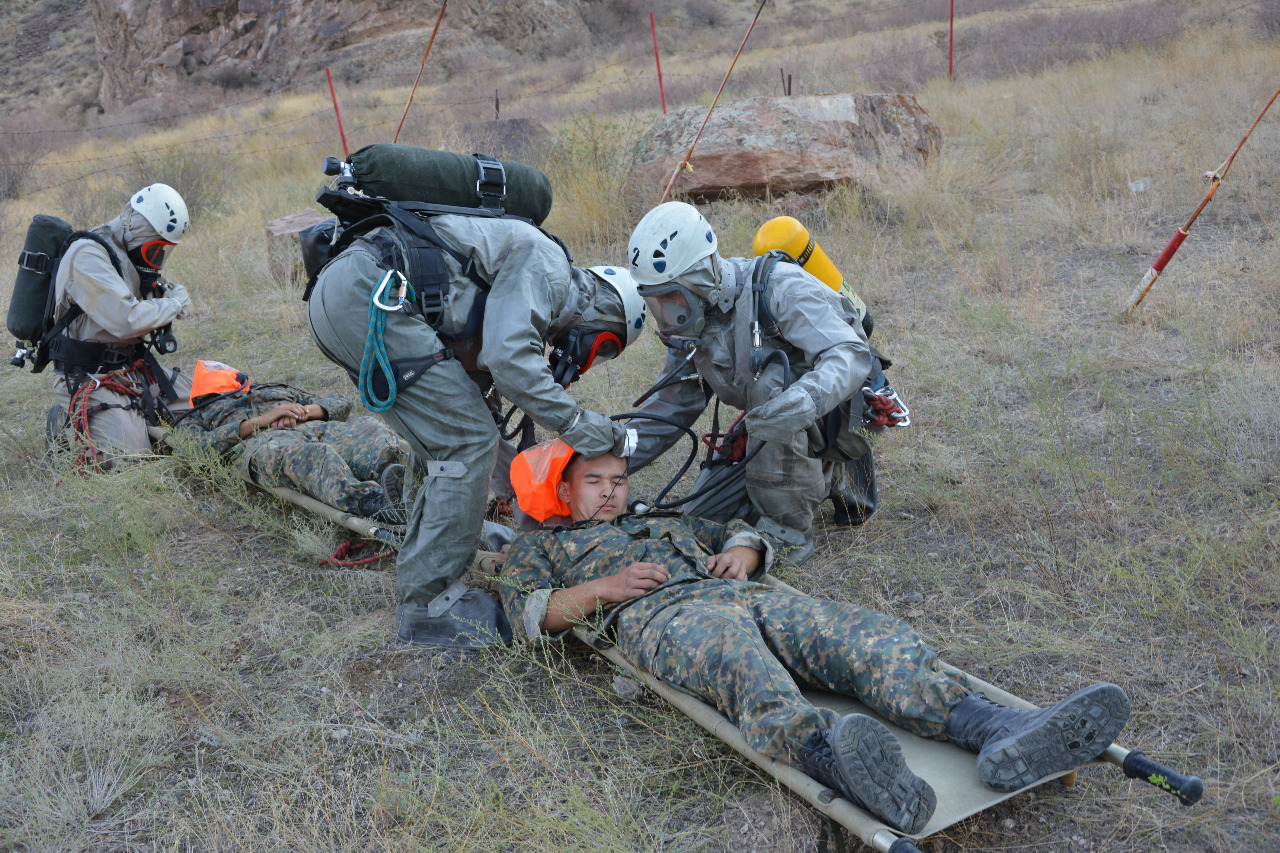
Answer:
[
  {"left": 497, "top": 512, "right": 773, "bottom": 646},
  {"left": 174, "top": 386, "right": 351, "bottom": 459}
]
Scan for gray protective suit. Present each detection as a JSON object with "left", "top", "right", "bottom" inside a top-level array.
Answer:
[
  {"left": 49, "top": 207, "right": 192, "bottom": 461},
  {"left": 630, "top": 254, "right": 878, "bottom": 542},
  {"left": 307, "top": 214, "right": 628, "bottom": 610}
]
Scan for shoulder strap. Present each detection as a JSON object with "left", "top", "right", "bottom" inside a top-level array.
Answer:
[
  {"left": 752, "top": 251, "right": 792, "bottom": 338},
  {"left": 41, "top": 232, "right": 124, "bottom": 344},
  {"left": 62, "top": 231, "right": 125, "bottom": 278}
]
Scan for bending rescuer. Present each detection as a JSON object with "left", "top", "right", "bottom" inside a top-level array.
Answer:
[
  {"left": 625, "top": 202, "right": 906, "bottom": 563},
  {"left": 308, "top": 208, "right": 645, "bottom": 648}
]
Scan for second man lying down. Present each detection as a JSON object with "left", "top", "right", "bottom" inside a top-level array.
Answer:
[
  {"left": 499, "top": 444, "right": 1131, "bottom": 834},
  {"left": 173, "top": 359, "right": 408, "bottom": 523}
]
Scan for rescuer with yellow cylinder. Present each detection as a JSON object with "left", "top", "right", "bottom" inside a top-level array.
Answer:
[{"left": 624, "top": 202, "right": 908, "bottom": 564}]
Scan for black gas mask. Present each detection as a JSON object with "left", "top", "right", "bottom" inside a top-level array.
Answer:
[{"left": 549, "top": 328, "right": 624, "bottom": 387}]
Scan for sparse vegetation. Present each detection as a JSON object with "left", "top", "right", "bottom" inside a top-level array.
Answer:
[{"left": 1, "top": 1, "right": 1278, "bottom": 851}]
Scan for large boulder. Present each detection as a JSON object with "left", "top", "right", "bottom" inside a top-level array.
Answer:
[{"left": 633, "top": 94, "right": 942, "bottom": 200}]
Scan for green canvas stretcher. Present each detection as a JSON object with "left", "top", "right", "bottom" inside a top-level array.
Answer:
[{"left": 258, "top": 480, "right": 1202, "bottom": 852}]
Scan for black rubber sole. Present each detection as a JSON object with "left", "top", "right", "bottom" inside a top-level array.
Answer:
[
  {"left": 832, "top": 714, "right": 937, "bottom": 835},
  {"left": 978, "top": 683, "right": 1131, "bottom": 792}
]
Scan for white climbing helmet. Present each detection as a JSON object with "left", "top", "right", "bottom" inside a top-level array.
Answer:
[
  {"left": 627, "top": 201, "right": 718, "bottom": 286},
  {"left": 129, "top": 183, "right": 189, "bottom": 243},
  {"left": 587, "top": 265, "right": 646, "bottom": 346}
]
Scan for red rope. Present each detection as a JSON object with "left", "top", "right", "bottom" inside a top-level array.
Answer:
[
  {"left": 66, "top": 359, "right": 149, "bottom": 471},
  {"left": 866, "top": 391, "right": 906, "bottom": 429},
  {"left": 322, "top": 539, "right": 394, "bottom": 567}
]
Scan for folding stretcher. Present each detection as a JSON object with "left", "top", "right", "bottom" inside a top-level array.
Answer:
[{"left": 264, "top": 482, "right": 1202, "bottom": 853}]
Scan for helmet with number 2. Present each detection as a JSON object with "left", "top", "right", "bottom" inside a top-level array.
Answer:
[{"left": 627, "top": 202, "right": 718, "bottom": 286}]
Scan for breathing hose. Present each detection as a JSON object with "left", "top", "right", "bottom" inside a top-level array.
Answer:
[{"left": 612, "top": 348, "right": 791, "bottom": 511}]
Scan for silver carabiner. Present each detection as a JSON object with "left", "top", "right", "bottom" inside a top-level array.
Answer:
[{"left": 372, "top": 270, "right": 409, "bottom": 312}]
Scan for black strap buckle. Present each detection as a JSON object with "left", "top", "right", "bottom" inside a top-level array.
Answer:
[
  {"left": 418, "top": 285, "right": 445, "bottom": 326},
  {"left": 474, "top": 154, "right": 507, "bottom": 210},
  {"left": 18, "top": 250, "right": 51, "bottom": 275}
]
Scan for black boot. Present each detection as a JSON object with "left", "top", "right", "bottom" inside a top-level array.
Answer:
[
  {"left": 944, "top": 685, "right": 1130, "bottom": 792},
  {"left": 396, "top": 582, "right": 512, "bottom": 649},
  {"left": 359, "top": 488, "right": 407, "bottom": 526},
  {"left": 45, "top": 404, "right": 70, "bottom": 453},
  {"left": 800, "top": 714, "right": 936, "bottom": 835},
  {"left": 830, "top": 451, "right": 877, "bottom": 527},
  {"left": 380, "top": 463, "right": 407, "bottom": 508}
]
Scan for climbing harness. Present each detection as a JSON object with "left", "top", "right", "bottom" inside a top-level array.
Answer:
[{"left": 63, "top": 359, "right": 152, "bottom": 471}]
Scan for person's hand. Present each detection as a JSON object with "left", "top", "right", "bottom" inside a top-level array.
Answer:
[
  {"left": 745, "top": 386, "right": 818, "bottom": 443},
  {"left": 165, "top": 282, "right": 192, "bottom": 319},
  {"left": 704, "top": 545, "right": 760, "bottom": 581},
  {"left": 261, "top": 403, "right": 308, "bottom": 429},
  {"left": 598, "top": 561, "right": 670, "bottom": 603}
]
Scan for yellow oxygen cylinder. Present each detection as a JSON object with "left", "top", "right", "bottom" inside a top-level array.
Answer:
[{"left": 752, "top": 216, "right": 867, "bottom": 319}]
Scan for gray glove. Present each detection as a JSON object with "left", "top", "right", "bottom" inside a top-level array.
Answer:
[
  {"left": 559, "top": 408, "right": 633, "bottom": 458},
  {"left": 165, "top": 282, "right": 192, "bottom": 319},
  {"left": 745, "top": 386, "right": 818, "bottom": 443}
]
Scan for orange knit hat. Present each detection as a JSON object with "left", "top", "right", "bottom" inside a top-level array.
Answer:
[
  {"left": 509, "top": 439, "right": 576, "bottom": 522},
  {"left": 190, "top": 359, "right": 249, "bottom": 406}
]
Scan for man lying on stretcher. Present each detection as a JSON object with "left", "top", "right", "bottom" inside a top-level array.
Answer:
[
  {"left": 499, "top": 444, "right": 1131, "bottom": 835},
  {"left": 172, "top": 359, "right": 408, "bottom": 524}
]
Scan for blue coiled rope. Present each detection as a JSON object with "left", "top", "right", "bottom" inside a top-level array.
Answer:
[{"left": 359, "top": 271, "right": 416, "bottom": 413}]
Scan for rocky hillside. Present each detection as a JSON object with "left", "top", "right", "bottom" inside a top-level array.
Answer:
[
  {"left": 0, "top": 0, "right": 101, "bottom": 116},
  {"left": 1, "top": 0, "right": 730, "bottom": 118},
  {"left": 87, "top": 0, "right": 598, "bottom": 111}
]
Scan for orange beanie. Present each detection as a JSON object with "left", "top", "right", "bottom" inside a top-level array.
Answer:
[
  {"left": 190, "top": 359, "right": 249, "bottom": 406},
  {"left": 510, "top": 439, "right": 576, "bottom": 522}
]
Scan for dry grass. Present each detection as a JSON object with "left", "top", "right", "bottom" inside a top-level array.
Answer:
[{"left": 1, "top": 2, "right": 1279, "bottom": 850}]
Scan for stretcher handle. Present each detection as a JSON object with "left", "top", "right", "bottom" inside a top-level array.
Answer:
[
  {"left": 886, "top": 837, "right": 923, "bottom": 853},
  {"left": 1121, "top": 750, "right": 1203, "bottom": 806}
]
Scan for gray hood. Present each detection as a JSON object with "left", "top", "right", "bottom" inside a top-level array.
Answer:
[{"left": 106, "top": 205, "right": 164, "bottom": 252}]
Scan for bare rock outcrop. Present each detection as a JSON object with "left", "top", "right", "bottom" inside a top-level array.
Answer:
[
  {"left": 633, "top": 94, "right": 942, "bottom": 200},
  {"left": 88, "top": 0, "right": 590, "bottom": 110}
]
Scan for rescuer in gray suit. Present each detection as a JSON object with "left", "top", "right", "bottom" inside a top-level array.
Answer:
[
  {"left": 626, "top": 202, "right": 905, "bottom": 563},
  {"left": 308, "top": 213, "right": 644, "bottom": 648}
]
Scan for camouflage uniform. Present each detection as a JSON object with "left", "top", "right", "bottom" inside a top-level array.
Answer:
[
  {"left": 499, "top": 513, "right": 970, "bottom": 763},
  {"left": 175, "top": 387, "right": 405, "bottom": 515}
]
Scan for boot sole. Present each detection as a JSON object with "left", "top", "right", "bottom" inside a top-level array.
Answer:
[
  {"left": 978, "top": 683, "right": 1130, "bottom": 792},
  {"left": 832, "top": 714, "right": 936, "bottom": 835}
]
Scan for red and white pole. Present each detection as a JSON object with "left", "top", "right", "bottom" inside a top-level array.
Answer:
[
  {"left": 949, "top": 0, "right": 954, "bottom": 82},
  {"left": 651, "top": 12, "right": 667, "bottom": 115}
]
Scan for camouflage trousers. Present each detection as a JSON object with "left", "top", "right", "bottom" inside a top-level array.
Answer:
[
  {"left": 615, "top": 583, "right": 970, "bottom": 763},
  {"left": 235, "top": 418, "right": 403, "bottom": 514}
]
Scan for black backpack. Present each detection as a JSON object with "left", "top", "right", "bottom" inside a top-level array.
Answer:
[{"left": 8, "top": 215, "right": 122, "bottom": 374}]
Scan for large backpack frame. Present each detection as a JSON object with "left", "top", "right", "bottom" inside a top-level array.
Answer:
[{"left": 302, "top": 156, "right": 571, "bottom": 334}]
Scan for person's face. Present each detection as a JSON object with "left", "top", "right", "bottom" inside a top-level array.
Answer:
[{"left": 557, "top": 453, "right": 630, "bottom": 522}]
